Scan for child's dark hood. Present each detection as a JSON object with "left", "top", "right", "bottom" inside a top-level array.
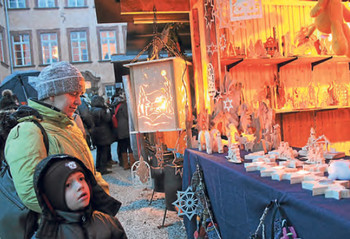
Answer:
[{"left": 34, "top": 154, "right": 121, "bottom": 217}]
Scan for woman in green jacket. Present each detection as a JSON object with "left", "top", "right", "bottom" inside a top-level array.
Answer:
[{"left": 4, "top": 61, "right": 110, "bottom": 214}]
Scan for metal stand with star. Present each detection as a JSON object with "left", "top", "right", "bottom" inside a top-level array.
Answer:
[{"left": 173, "top": 164, "right": 222, "bottom": 239}]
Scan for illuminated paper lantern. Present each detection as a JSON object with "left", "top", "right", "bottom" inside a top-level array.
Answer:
[{"left": 125, "top": 57, "right": 190, "bottom": 133}]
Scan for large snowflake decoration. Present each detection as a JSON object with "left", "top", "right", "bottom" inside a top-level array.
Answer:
[
  {"left": 207, "top": 42, "right": 218, "bottom": 56},
  {"left": 204, "top": 0, "right": 215, "bottom": 29},
  {"left": 223, "top": 98, "right": 233, "bottom": 112},
  {"left": 172, "top": 186, "right": 198, "bottom": 220}
]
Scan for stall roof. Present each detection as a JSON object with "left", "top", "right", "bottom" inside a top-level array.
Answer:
[{"left": 94, "top": 0, "right": 189, "bottom": 24}]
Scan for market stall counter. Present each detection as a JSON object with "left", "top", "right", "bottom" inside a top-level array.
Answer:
[{"left": 182, "top": 149, "right": 350, "bottom": 239}]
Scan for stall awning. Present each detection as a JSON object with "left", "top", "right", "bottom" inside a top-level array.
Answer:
[{"left": 94, "top": 0, "right": 190, "bottom": 24}]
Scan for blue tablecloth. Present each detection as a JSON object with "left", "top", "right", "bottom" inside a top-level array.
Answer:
[{"left": 183, "top": 149, "right": 350, "bottom": 239}]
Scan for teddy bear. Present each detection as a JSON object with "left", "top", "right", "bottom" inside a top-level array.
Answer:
[{"left": 308, "top": 0, "right": 350, "bottom": 57}]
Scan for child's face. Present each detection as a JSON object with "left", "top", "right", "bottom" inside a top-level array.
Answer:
[{"left": 65, "top": 171, "right": 90, "bottom": 211}]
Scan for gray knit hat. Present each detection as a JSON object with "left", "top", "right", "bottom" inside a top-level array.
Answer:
[{"left": 29, "top": 61, "right": 85, "bottom": 100}]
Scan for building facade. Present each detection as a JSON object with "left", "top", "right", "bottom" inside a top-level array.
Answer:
[{"left": 0, "top": 0, "right": 127, "bottom": 99}]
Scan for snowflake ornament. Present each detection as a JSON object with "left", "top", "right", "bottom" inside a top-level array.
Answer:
[
  {"left": 223, "top": 98, "right": 233, "bottom": 112},
  {"left": 206, "top": 42, "right": 218, "bottom": 56},
  {"left": 172, "top": 186, "right": 198, "bottom": 220}
]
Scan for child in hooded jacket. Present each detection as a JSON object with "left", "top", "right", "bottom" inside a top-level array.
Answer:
[{"left": 32, "top": 154, "right": 127, "bottom": 239}]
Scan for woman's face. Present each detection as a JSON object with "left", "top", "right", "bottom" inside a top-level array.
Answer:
[{"left": 51, "top": 91, "right": 83, "bottom": 117}]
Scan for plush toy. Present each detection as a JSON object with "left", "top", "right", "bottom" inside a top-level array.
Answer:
[
  {"left": 328, "top": 160, "right": 350, "bottom": 180},
  {"left": 309, "top": 0, "right": 350, "bottom": 57}
]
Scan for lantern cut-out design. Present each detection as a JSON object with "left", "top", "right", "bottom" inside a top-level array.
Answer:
[{"left": 125, "top": 57, "right": 190, "bottom": 133}]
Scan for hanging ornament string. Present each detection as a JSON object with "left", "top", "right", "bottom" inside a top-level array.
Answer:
[
  {"left": 131, "top": 6, "right": 185, "bottom": 63},
  {"left": 136, "top": 132, "right": 141, "bottom": 159}
]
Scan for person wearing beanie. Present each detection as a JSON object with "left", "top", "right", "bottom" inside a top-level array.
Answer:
[
  {"left": 0, "top": 89, "right": 19, "bottom": 110},
  {"left": 33, "top": 154, "right": 127, "bottom": 239},
  {"left": 4, "top": 61, "right": 110, "bottom": 215}
]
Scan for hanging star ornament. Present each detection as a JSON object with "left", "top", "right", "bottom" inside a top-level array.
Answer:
[
  {"left": 172, "top": 186, "right": 198, "bottom": 220},
  {"left": 223, "top": 98, "right": 233, "bottom": 112},
  {"left": 206, "top": 42, "right": 218, "bottom": 56}
]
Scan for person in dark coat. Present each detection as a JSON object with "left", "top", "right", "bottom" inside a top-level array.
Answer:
[
  {"left": 90, "top": 95, "right": 114, "bottom": 174},
  {"left": 77, "top": 95, "right": 95, "bottom": 149},
  {"left": 32, "top": 154, "right": 127, "bottom": 239},
  {"left": 112, "top": 90, "right": 135, "bottom": 170},
  {"left": 0, "top": 89, "right": 19, "bottom": 110},
  {"left": 0, "top": 89, "right": 19, "bottom": 165}
]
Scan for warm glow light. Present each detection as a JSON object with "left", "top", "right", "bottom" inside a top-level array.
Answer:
[{"left": 125, "top": 57, "right": 190, "bottom": 133}]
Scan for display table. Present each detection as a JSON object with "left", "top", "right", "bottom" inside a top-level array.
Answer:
[{"left": 183, "top": 149, "right": 350, "bottom": 239}]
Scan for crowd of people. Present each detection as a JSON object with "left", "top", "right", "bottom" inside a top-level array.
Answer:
[{"left": 0, "top": 61, "right": 131, "bottom": 238}]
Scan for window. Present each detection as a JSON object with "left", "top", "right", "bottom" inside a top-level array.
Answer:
[
  {"left": 8, "top": 0, "right": 26, "bottom": 8},
  {"left": 70, "top": 31, "right": 89, "bottom": 62},
  {"left": 11, "top": 33, "right": 31, "bottom": 67},
  {"left": 40, "top": 33, "right": 59, "bottom": 64},
  {"left": 37, "top": 0, "right": 55, "bottom": 8},
  {"left": 67, "top": 0, "right": 84, "bottom": 7},
  {"left": 99, "top": 30, "right": 117, "bottom": 61},
  {"left": 105, "top": 85, "right": 116, "bottom": 99},
  {"left": 0, "top": 31, "right": 4, "bottom": 63}
]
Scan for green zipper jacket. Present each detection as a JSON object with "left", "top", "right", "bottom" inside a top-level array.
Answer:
[{"left": 4, "top": 99, "right": 109, "bottom": 213}]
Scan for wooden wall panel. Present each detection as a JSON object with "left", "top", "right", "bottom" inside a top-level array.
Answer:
[
  {"left": 316, "top": 109, "right": 350, "bottom": 142},
  {"left": 278, "top": 111, "right": 314, "bottom": 148}
]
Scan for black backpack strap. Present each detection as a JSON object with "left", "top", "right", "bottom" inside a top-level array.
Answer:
[{"left": 31, "top": 120, "right": 49, "bottom": 155}]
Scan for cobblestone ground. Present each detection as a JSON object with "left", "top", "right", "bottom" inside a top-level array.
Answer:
[{"left": 92, "top": 143, "right": 187, "bottom": 239}]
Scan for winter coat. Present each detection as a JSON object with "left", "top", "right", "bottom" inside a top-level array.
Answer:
[
  {"left": 4, "top": 99, "right": 110, "bottom": 213},
  {"left": 78, "top": 97, "right": 94, "bottom": 130},
  {"left": 90, "top": 95, "right": 114, "bottom": 146},
  {"left": 114, "top": 100, "right": 130, "bottom": 140},
  {"left": 33, "top": 154, "right": 126, "bottom": 239}
]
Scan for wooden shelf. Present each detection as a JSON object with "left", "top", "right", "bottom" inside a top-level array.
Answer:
[
  {"left": 221, "top": 55, "right": 350, "bottom": 72},
  {"left": 275, "top": 105, "right": 350, "bottom": 114}
]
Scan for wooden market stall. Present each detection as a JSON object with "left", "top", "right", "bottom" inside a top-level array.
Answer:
[
  {"left": 96, "top": 0, "right": 350, "bottom": 154},
  {"left": 95, "top": 0, "right": 350, "bottom": 238}
]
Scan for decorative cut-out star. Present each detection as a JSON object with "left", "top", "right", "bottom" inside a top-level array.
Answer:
[
  {"left": 223, "top": 98, "right": 233, "bottom": 112},
  {"left": 172, "top": 186, "right": 198, "bottom": 220},
  {"left": 206, "top": 42, "right": 218, "bottom": 55}
]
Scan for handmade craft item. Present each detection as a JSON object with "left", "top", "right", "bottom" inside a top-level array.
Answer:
[
  {"left": 302, "top": 178, "right": 349, "bottom": 196},
  {"left": 328, "top": 160, "right": 350, "bottom": 180},
  {"left": 226, "top": 143, "right": 242, "bottom": 163},
  {"left": 131, "top": 156, "right": 152, "bottom": 187},
  {"left": 325, "top": 185, "right": 350, "bottom": 200},
  {"left": 309, "top": 0, "right": 350, "bottom": 57},
  {"left": 210, "top": 129, "right": 223, "bottom": 153}
]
